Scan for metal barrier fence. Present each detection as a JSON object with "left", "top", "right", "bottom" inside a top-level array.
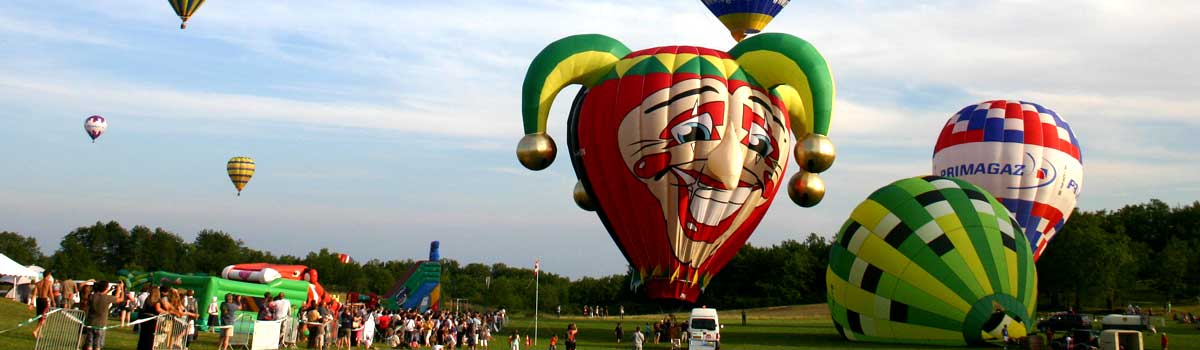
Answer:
[
  {"left": 153, "top": 315, "right": 190, "bottom": 350},
  {"left": 281, "top": 315, "right": 299, "bottom": 348},
  {"left": 35, "top": 309, "right": 84, "bottom": 350},
  {"left": 230, "top": 313, "right": 256, "bottom": 350}
]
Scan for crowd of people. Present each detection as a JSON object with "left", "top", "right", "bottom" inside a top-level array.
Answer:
[
  {"left": 24, "top": 270, "right": 213, "bottom": 350},
  {"left": 292, "top": 302, "right": 511, "bottom": 350}
]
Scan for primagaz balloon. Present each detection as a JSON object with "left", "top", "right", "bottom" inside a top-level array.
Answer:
[
  {"left": 932, "top": 100, "right": 1082, "bottom": 261},
  {"left": 518, "top": 33, "right": 836, "bottom": 302},
  {"left": 702, "top": 0, "right": 791, "bottom": 42},
  {"left": 84, "top": 115, "right": 107, "bottom": 143},
  {"left": 227, "top": 156, "right": 255, "bottom": 196},
  {"left": 827, "top": 176, "right": 1037, "bottom": 346}
]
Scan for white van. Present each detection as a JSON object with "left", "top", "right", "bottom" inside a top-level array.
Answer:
[
  {"left": 688, "top": 308, "right": 722, "bottom": 350},
  {"left": 1098, "top": 329, "right": 1143, "bottom": 350},
  {"left": 1100, "top": 314, "right": 1155, "bottom": 333}
]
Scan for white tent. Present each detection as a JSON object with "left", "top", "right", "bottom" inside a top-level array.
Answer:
[
  {"left": 0, "top": 253, "right": 38, "bottom": 278},
  {"left": 0, "top": 254, "right": 40, "bottom": 302}
]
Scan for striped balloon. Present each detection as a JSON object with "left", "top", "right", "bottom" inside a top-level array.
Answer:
[
  {"left": 702, "top": 0, "right": 791, "bottom": 42},
  {"left": 827, "top": 176, "right": 1036, "bottom": 346},
  {"left": 226, "top": 156, "right": 255, "bottom": 196},
  {"left": 168, "top": 0, "right": 206, "bottom": 29},
  {"left": 932, "top": 100, "right": 1083, "bottom": 261},
  {"left": 84, "top": 115, "right": 107, "bottom": 143}
]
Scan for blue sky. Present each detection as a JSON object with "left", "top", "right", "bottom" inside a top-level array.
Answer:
[{"left": 1, "top": 1, "right": 1197, "bottom": 278}]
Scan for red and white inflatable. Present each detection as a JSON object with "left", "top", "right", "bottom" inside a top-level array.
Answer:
[{"left": 222, "top": 263, "right": 332, "bottom": 306}]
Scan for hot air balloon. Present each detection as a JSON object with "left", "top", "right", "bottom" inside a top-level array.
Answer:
[
  {"left": 827, "top": 176, "right": 1037, "bottom": 346},
  {"left": 702, "top": 0, "right": 791, "bottom": 42},
  {"left": 932, "top": 100, "right": 1083, "bottom": 261},
  {"left": 227, "top": 156, "right": 255, "bottom": 196},
  {"left": 168, "top": 0, "right": 206, "bottom": 29},
  {"left": 84, "top": 115, "right": 107, "bottom": 143},
  {"left": 517, "top": 33, "right": 836, "bottom": 302}
]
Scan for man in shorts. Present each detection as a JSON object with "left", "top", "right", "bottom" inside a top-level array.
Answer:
[
  {"left": 31, "top": 270, "right": 56, "bottom": 338},
  {"left": 83, "top": 280, "right": 125, "bottom": 350}
]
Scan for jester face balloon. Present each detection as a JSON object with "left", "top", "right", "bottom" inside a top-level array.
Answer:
[
  {"left": 827, "top": 176, "right": 1037, "bottom": 346},
  {"left": 932, "top": 101, "right": 1083, "bottom": 261},
  {"left": 518, "top": 33, "right": 835, "bottom": 302}
]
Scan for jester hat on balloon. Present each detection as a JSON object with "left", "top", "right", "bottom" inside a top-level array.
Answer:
[
  {"left": 518, "top": 33, "right": 836, "bottom": 302},
  {"left": 932, "top": 100, "right": 1083, "bottom": 261}
]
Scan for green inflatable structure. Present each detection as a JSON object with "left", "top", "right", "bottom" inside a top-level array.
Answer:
[
  {"left": 122, "top": 270, "right": 310, "bottom": 330},
  {"left": 826, "top": 176, "right": 1037, "bottom": 346}
]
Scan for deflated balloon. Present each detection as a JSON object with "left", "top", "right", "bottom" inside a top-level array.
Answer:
[
  {"left": 227, "top": 156, "right": 255, "bottom": 196},
  {"left": 932, "top": 100, "right": 1083, "bottom": 261},
  {"left": 827, "top": 176, "right": 1037, "bottom": 346},
  {"left": 702, "top": 0, "right": 791, "bottom": 42},
  {"left": 84, "top": 115, "right": 107, "bottom": 143},
  {"left": 518, "top": 33, "right": 835, "bottom": 302},
  {"left": 168, "top": 0, "right": 206, "bottom": 29}
]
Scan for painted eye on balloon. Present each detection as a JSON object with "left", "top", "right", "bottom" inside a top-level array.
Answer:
[
  {"left": 670, "top": 113, "right": 715, "bottom": 144},
  {"left": 747, "top": 123, "right": 773, "bottom": 157}
]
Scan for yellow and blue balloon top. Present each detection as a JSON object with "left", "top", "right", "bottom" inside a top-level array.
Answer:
[
  {"left": 702, "top": 0, "right": 791, "bottom": 42},
  {"left": 226, "top": 156, "right": 254, "bottom": 196}
]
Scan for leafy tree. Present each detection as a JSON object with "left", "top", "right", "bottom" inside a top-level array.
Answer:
[{"left": 0, "top": 231, "right": 44, "bottom": 265}]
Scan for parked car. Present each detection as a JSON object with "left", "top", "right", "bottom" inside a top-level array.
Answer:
[{"left": 1039, "top": 313, "right": 1090, "bottom": 332}]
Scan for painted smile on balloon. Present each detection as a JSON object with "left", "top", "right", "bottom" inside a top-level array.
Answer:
[
  {"left": 620, "top": 77, "right": 788, "bottom": 260},
  {"left": 673, "top": 168, "right": 760, "bottom": 242}
]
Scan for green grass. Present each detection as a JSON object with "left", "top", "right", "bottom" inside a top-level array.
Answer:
[{"left": 3, "top": 299, "right": 1200, "bottom": 350}]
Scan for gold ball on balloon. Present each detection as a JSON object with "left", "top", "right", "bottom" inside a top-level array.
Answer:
[
  {"left": 787, "top": 172, "right": 825, "bottom": 207},
  {"left": 516, "top": 133, "right": 557, "bottom": 170},
  {"left": 795, "top": 134, "right": 836, "bottom": 173},
  {"left": 573, "top": 181, "right": 596, "bottom": 211}
]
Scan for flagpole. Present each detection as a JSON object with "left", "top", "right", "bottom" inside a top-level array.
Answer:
[{"left": 535, "top": 258, "right": 540, "bottom": 347}]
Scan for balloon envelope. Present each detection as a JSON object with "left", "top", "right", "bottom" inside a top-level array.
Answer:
[
  {"left": 227, "top": 156, "right": 255, "bottom": 195},
  {"left": 168, "top": 0, "right": 206, "bottom": 28},
  {"left": 827, "top": 176, "right": 1037, "bottom": 346},
  {"left": 518, "top": 33, "right": 836, "bottom": 302},
  {"left": 932, "top": 100, "right": 1082, "bottom": 261},
  {"left": 702, "top": 0, "right": 790, "bottom": 41},
  {"left": 84, "top": 115, "right": 107, "bottom": 142}
]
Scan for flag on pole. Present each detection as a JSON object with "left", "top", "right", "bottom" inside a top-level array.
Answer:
[
  {"left": 534, "top": 259, "right": 540, "bottom": 276},
  {"left": 337, "top": 253, "right": 351, "bottom": 264}
]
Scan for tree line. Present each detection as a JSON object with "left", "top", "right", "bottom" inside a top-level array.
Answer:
[{"left": 1, "top": 198, "right": 1197, "bottom": 313}]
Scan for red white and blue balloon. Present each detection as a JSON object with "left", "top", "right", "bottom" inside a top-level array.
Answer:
[
  {"left": 84, "top": 115, "right": 107, "bottom": 143},
  {"left": 932, "top": 100, "right": 1083, "bottom": 261}
]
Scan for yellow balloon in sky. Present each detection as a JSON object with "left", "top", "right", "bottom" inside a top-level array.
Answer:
[{"left": 227, "top": 156, "right": 255, "bottom": 196}]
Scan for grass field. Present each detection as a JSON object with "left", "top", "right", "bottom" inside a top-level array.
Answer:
[{"left": 3, "top": 298, "right": 1199, "bottom": 350}]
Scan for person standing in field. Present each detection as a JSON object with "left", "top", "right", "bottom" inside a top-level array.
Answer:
[
  {"left": 218, "top": 294, "right": 239, "bottom": 350},
  {"left": 565, "top": 323, "right": 578, "bottom": 350},
  {"left": 61, "top": 278, "right": 77, "bottom": 309},
  {"left": 30, "top": 270, "right": 56, "bottom": 339},
  {"left": 83, "top": 280, "right": 124, "bottom": 350},
  {"left": 509, "top": 330, "right": 521, "bottom": 350},
  {"left": 632, "top": 328, "right": 645, "bottom": 350},
  {"left": 615, "top": 322, "right": 624, "bottom": 343}
]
